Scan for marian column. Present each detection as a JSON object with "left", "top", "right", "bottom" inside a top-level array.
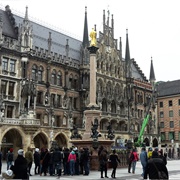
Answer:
[{"left": 83, "top": 27, "right": 101, "bottom": 140}]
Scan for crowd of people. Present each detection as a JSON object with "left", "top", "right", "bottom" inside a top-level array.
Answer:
[
  {"left": 0, "top": 146, "right": 91, "bottom": 179},
  {"left": 0, "top": 145, "right": 170, "bottom": 179}
]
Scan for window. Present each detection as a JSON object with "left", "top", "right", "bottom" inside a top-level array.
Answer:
[
  {"left": 51, "top": 70, "right": 56, "bottom": 85},
  {"left": 32, "top": 65, "right": 37, "bottom": 81},
  {"left": 160, "top": 102, "right": 163, "bottom": 108},
  {"left": 9, "top": 59, "right": 15, "bottom": 72},
  {"left": 168, "top": 132, "right": 174, "bottom": 140},
  {"left": 169, "top": 110, "right": 173, "bottom": 117},
  {"left": 57, "top": 71, "right": 62, "bottom": 86},
  {"left": 1, "top": 80, "right": 7, "bottom": 95},
  {"left": 170, "top": 121, "right": 174, "bottom": 128},
  {"left": 36, "top": 91, "right": 43, "bottom": 104},
  {"left": 51, "top": 94, "right": 55, "bottom": 106},
  {"left": 161, "top": 132, "right": 165, "bottom": 141},
  {"left": 74, "top": 98, "right": 77, "bottom": 109},
  {"left": 169, "top": 100, "right": 173, "bottom": 106},
  {"left": 36, "top": 114, "right": 41, "bottom": 120},
  {"left": 69, "top": 74, "right": 73, "bottom": 89},
  {"left": 160, "top": 111, "right": 164, "bottom": 118},
  {"left": 38, "top": 66, "right": 43, "bottom": 82},
  {"left": 57, "top": 95, "right": 61, "bottom": 107},
  {"left": 7, "top": 106, "right": 13, "bottom": 118},
  {"left": 8, "top": 82, "right": 15, "bottom": 96},
  {"left": 160, "top": 122, "right": 164, "bottom": 128},
  {"left": 2, "top": 58, "right": 8, "bottom": 71}
]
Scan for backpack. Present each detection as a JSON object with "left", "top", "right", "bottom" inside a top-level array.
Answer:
[{"left": 8, "top": 153, "right": 13, "bottom": 161}]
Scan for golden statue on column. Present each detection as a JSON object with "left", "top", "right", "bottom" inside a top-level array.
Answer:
[{"left": 90, "top": 28, "right": 97, "bottom": 47}]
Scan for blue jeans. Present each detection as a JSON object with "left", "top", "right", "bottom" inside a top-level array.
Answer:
[
  {"left": 69, "top": 160, "right": 75, "bottom": 175},
  {"left": 7, "top": 161, "right": 13, "bottom": 170},
  {"left": 84, "top": 161, "right": 89, "bottom": 175},
  {"left": 131, "top": 161, "right": 137, "bottom": 173}
]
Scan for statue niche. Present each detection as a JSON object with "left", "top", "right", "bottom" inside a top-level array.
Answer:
[{"left": 21, "top": 79, "right": 36, "bottom": 114}]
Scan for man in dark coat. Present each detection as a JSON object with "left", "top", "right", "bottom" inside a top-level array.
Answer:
[
  {"left": 144, "top": 151, "right": 169, "bottom": 179},
  {"left": 33, "top": 148, "right": 40, "bottom": 174},
  {"left": 12, "top": 149, "right": 29, "bottom": 180}
]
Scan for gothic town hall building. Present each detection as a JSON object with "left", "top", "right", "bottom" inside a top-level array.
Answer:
[{"left": 0, "top": 5, "right": 158, "bottom": 157}]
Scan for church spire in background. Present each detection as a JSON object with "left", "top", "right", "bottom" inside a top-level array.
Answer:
[
  {"left": 82, "top": 6, "right": 89, "bottom": 48},
  {"left": 149, "top": 57, "right": 156, "bottom": 83}
]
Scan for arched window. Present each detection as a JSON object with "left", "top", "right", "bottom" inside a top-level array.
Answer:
[
  {"left": 69, "top": 74, "right": 73, "bottom": 89},
  {"left": 73, "top": 75, "right": 78, "bottom": 90},
  {"left": 38, "top": 66, "right": 43, "bottom": 82},
  {"left": 57, "top": 71, "right": 62, "bottom": 86},
  {"left": 51, "top": 69, "right": 56, "bottom": 85},
  {"left": 31, "top": 64, "right": 37, "bottom": 81}
]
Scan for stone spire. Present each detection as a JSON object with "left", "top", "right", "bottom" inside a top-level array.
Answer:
[
  {"left": 125, "top": 29, "right": 131, "bottom": 78},
  {"left": 149, "top": 57, "right": 156, "bottom": 83},
  {"left": 82, "top": 6, "right": 89, "bottom": 48}
]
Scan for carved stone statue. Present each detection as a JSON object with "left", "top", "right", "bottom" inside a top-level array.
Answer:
[{"left": 90, "top": 28, "right": 97, "bottom": 47}]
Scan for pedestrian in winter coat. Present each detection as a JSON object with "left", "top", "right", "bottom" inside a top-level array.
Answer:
[
  {"left": 140, "top": 147, "right": 148, "bottom": 177},
  {"left": 144, "top": 151, "right": 168, "bottom": 179},
  {"left": 131, "top": 148, "right": 139, "bottom": 174},
  {"left": 68, "top": 150, "right": 76, "bottom": 175},
  {"left": 99, "top": 149, "right": 109, "bottom": 178},
  {"left": 40, "top": 148, "right": 50, "bottom": 176},
  {"left": 34, "top": 148, "right": 40, "bottom": 174},
  {"left": 25, "top": 147, "right": 33, "bottom": 176},
  {"left": 109, "top": 149, "right": 120, "bottom": 179},
  {"left": 12, "top": 149, "right": 29, "bottom": 179}
]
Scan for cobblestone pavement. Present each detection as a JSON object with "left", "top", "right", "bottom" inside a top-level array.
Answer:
[{"left": 1, "top": 160, "right": 180, "bottom": 179}]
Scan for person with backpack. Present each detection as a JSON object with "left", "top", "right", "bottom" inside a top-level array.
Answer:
[
  {"left": 140, "top": 147, "right": 148, "bottom": 177},
  {"left": 7, "top": 148, "right": 14, "bottom": 170},
  {"left": 131, "top": 148, "right": 139, "bottom": 174}
]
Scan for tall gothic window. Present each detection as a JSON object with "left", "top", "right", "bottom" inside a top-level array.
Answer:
[
  {"left": 38, "top": 66, "right": 43, "bottom": 82},
  {"left": 10, "top": 59, "right": 16, "bottom": 72},
  {"left": 2, "top": 58, "right": 8, "bottom": 71},
  {"left": 57, "top": 71, "right": 62, "bottom": 86},
  {"left": 1, "top": 80, "right": 7, "bottom": 95},
  {"left": 51, "top": 69, "right": 56, "bottom": 85},
  {"left": 8, "top": 82, "right": 15, "bottom": 96},
  {"left": 31, "top": 64, "right": 37, "bottom": 81}
]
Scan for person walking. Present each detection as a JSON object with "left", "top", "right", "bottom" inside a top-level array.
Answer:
[
  {"left": 34, "top": 148, "right": 40, "bottom": 174},
  {"left": 109, "top": 149, "right": 120, "bottom": 179},
  {"left": 6, "top": 148, "right": 14, "bottom": 170},
  {"left": 144, "top": 151, "right": 168, "bottom": 179},
  {"left": 40, "top": 148, "right": 50, "bottom": 176},
  {"left": 68, "top": 149, "right": 76, "bottom": 176},
  {"left": 12, "top": 149, "right": 29, "bottom": 179},
  {"left": 131, "top": 148, "right": 139, "bottom": 174},
  {"left": 140, "top": 147, "right": 148, "bottom": 177},
  {"left": 52, "top": 147, "right": 64, "bottom": 179},
  {"left": 99, "top": 149, "right": 109, "bottom": 178},
  {"left": 25, "top": 147, "right": 33, "bottom": 176},
  {"left": 128, "top": 149, "right": 133, "bottom": 173}
]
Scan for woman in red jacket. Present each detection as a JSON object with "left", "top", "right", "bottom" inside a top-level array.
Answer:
[
  {"left": 131, "top": 148, "right": 139, "bottom": 174},
  {"left": 68, "top": 150, "right": 76, "bottom": 176}
]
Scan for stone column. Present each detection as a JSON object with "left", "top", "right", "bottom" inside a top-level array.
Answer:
[{"left": 87, "top": 46, "right": 99, "bottom": 108}]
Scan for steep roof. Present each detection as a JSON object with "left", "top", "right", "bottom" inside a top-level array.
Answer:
[
  {"left": 157, "top": 80, "right": 180, "bottom": 97},
  {"left": 1, "top": 6, "right": 82, "bottom": 61}
]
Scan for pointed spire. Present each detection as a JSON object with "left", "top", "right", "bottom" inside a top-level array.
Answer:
[
  {"left": 82, "top": 6, "right": 89, "bottom": 48},
  {"left": 149, "top": 57, "right": 156, "bottom": 83},
  {"left": 125, "top": 29, "right": 130, "bottom": 61},
  {"left": 48, "top": 32, "right": 52, "bottom": 57},
  {"left": 119, "top": 37, "right": 122, "bottom": 60},
  {"left": 24, "top": 6, "right": 28, "bottom": 21}
]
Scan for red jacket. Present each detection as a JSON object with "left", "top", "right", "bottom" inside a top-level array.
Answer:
[{"left": 68, "top": 151, "right": 76, "bottom": 162}]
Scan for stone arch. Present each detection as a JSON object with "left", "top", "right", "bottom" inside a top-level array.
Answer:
[
  {"left": 102, "top": 98, "right": 107, "bottom": 112},
  {"left": 152, "top": 138, "right": 158, "bottom": 147},
  {"left": 1, "top": 127, "right": 25, "bottom": 160},
  {"left": 33, "top": 131, "right": 49, "bottom": 150},
  {"left": 117, "top": 121, "right": 127, "bottom": 131},
  {"left": 111, "top": 100, "right": 116, "bottom": 113},
  {"left": 54, "top": 132, "right": 68, "bottom": 148},
  {"left": 143, "top": 137, "right": 150, "bottom": 146}
]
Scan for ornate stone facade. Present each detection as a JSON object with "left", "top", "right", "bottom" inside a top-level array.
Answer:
[{"left": 0, "top": 5, "right": 158, "bottom": 158}]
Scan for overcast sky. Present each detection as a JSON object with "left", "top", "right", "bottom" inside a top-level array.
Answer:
[{"left": 0, "top": 0, "right": 180, "bottom": 82}]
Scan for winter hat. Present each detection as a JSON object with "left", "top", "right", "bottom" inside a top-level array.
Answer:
[
  {"left": 35, "top": 148, "right": 39, "bottom": 152},
  {"left": 6, "top": 170, "right": 13, "bottom": 176},
  {"left": 9, "top": 148, "right": 13, "bottom": 153},
  {"left": 18, "top": 149, "right": 24, "bottom": 156}
]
